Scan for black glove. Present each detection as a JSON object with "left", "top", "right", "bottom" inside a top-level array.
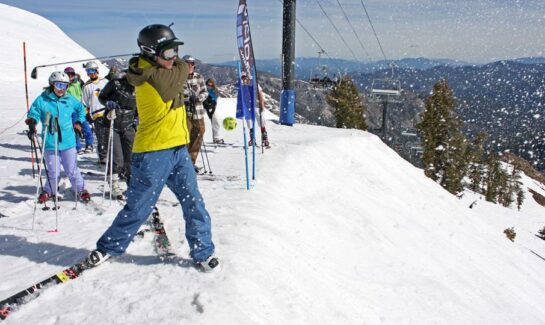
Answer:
[
  {"left": 189, "top": 94, "right": 197, "bottom": 104},
  {"left": 105, "top": 100, "right": 120, "bottom": 112},
  {"left": 74, "top": 121, "right": 83, "bottom": 137},
  {"left": 25, "top": 118, "right": 36, "bottom": 140},
  {"left": 86, "top": 113, "right": 94, "bottom": 124}
]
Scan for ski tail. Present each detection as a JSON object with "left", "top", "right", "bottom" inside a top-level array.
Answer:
[{"left": 150, "top": 206, "right": 175, "bottom": 257}]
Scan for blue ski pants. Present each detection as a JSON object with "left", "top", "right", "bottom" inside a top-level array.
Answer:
[
  {"left": 96, "top": 145, "right": 215, "bottom": 263},
  {"left": 75, "top": 121, "right": 93, "bottom": 152}
]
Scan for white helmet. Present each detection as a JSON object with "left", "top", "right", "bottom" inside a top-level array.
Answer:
[
  {"left": 48, "top": 71, "right": 70, "bottom": 85},
  {"left": 83, "top": 61, "right": 99, "bottom": 70},
  {"left": 182, "top": 54, "right": 195, "bottom": 63}
]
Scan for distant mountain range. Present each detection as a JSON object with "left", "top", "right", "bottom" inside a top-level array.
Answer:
[{"left": 216, "top": 57, "right": 477, "bottom": 79}]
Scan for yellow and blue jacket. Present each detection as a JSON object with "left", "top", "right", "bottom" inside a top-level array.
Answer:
[{"left": 126, "top": 56, "right": 190, "bottom": 153}]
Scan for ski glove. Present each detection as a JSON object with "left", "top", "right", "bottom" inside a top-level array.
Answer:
[
  {"left": 105, "top": 100, "right": 120, "bottom": 111},
  {"left": 73, "top": 122, "right": 82, "bottom": 137},
  {"left": 189, "top": 94, "right": 197, "bottom": 104},
  {"left": 25, "top": 118, "right": 36, "bottom": 140},
  {"left": 85, "top": 113, "right": 94, "bottom": 124},
  {"left": 105, "top": 101, "right": 119, "bottom": 121},
  {"left": 106, "top": 109, "right": 117, "bottom": 121}
]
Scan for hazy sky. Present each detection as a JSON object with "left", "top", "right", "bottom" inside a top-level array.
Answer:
[{"left": 4, "top": 0, "right": 545, "bottom": 64}]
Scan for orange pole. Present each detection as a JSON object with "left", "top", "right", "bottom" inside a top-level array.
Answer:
[
  {"left": 23, "top": 42, "right": 30, "bottom": 111},
  {"left": 23, "top": 42, "right": 36, "bottom": 178}
]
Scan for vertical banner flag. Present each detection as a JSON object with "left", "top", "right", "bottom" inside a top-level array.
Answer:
[
  {"left": 236, "top": 0, "right": 256, "bottom": 120},
  {"left": 236, "top": 0, "right": 254, "bottom": 82},
  {"left": 236, "top": 79, "right": 255, "bottom": 120}
]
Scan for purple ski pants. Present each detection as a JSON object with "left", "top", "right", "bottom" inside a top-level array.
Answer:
[{"left": 43, "top": 147, "right": 85, "bottom": 195}]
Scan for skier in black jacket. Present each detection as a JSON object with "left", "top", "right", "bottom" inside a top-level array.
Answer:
[{"left": 98, "top": 67, "right": 137, "bottom": 196}]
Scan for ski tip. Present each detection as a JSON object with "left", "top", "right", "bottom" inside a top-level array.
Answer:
[
  {"left": 0, "top": 304, "right": 11, "bottom": 320},
  {"left": 47, "top": 228, "right": 59, "bottom": 233}
]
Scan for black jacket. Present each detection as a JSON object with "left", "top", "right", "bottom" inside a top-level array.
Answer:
[{"left": 98, "top": 77, "right": 137, "bottom": 130}]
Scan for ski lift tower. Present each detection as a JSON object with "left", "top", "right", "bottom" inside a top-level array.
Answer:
[
  {"left": 280, "top": 0, "right": 296, "bottom": 126},
  {"left": 370, "top": 63, "right": 402, "bottom": 142}
]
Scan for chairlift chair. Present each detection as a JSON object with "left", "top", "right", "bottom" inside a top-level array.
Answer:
[
  {"left": 401, "top": 128, "right": 418, "bottom": 137},
  {"left": 309, "top": 49, "right": 337, "bottom": 89},
  {"left": 370, "top": 78, "right": 402, "bottom": 103}
]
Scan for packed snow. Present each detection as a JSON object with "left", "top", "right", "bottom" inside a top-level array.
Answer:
[{"left": 1, "top": 4, "right": 545, "bottom": 324}]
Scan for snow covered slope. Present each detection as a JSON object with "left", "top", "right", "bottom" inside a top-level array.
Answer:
[
  {"left": 1, "top": 4, "right": 545, "bottom": 324},
  {"left": 0, "top": 3, "right": 105, "bottom": 127}
]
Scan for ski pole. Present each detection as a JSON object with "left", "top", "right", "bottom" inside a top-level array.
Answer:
[
  {"left": 102, "top": 121, "right": 111, "bottom": 203},
  {"left": 32, "top": 112, "right": 51, "bottom": 230},
  {"left": 108, "top": 120, "right": 114, "bottom": 203},
  {"left": 29, "top": 134, "right": 36, "bottom": 179},
  {"left": 201, "top": 140, "right": 213, "bottom": 175},
  {"left": 30, "top": 136, "right": 45, "bottom": 192},
  {"left": 199, "top": 144, "right": 208, "bottom": 174},
  {"left": 30, "top": 53, "right": 138, "bottom": 79},
  {"left": 102, "top": 120, "right": 114, "bottom": 203},
  {"left": 259, "top": 110, "right": 265, "bottom": 154},
  {"left": 30, "top": 134, "right": 48, "bottom": 212},
  {"left": 51, "top": 117, "right": 60, "bottom": 232},
  {"left": 34, "top": 130, "right": 54, "bottom": 210},
  {"left": 73, "top": 142, "right": 79, "bottom": 210}
]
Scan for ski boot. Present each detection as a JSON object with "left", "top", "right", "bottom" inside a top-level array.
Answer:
[
  {"left": 198, "top": 255, "right": 221, "bottom": 273},
  {"left": 261, "top": 128, "right": 270, "bottom": 148},
  {"left": 38, "top": 191, "right": 51, "bottom": 204},
  {"left": 85, "top": 249, "right": 110, "bottom": 267},
  {"left": 78, "top": 190, "right": 91, "bottom": 203},
  {"left": 213, "top": 138, "right": 225, "bottom": 144},
  {"left": 110, "top": 174, "right": 124, "bottom": 200}
]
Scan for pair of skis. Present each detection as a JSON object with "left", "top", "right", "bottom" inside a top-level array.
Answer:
[{"left": 0, "top": 207, "right": 171, "bottom": 321}]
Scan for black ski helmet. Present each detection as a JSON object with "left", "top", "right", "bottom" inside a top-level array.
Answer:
[{"left": 137, "top": 24, "right": 184, "bottom": 58}]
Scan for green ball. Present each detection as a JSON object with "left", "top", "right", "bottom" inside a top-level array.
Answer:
[{"left": 223, "top": 117, "right": 237, "bottom": 131}]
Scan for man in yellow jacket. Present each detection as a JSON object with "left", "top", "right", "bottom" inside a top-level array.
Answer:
[{"left": 87, "top": 24, "right": 219, "bottom": 272}]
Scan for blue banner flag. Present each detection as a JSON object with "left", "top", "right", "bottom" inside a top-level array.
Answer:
[{"left": 236, "top": 77, "right": 255, "bottom": 120}]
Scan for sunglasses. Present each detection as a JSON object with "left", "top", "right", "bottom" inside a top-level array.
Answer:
[
  {"left": 160, "top": 47, "right": 178, "bottom": 60},
  {"left": 86, "top": 68, "right": 98, "bottom": 75},
  {"left": 54, "top": 82, "right": 69, "bottom": 91}
]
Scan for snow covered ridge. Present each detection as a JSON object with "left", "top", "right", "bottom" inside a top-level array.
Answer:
[
  {"left": 1, "top": 3, "right": 105, "bottom": 122},
  {"left": 2, "top": 4, "right": 545, "bottom": 324}
]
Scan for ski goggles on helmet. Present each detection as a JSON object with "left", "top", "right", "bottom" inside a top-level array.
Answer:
[
  {"left": 86, "top": 68, "right": 98, "bottom": 75},
  {"left": 53, "top": 82, "right": 69, "bottom": 91},
  {"left": 160, "top": 46, "right": 178, "bottom": 60}
]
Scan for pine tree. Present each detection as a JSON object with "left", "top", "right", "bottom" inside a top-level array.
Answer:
[
  {"left": 516, "top": 186, "right": 525, "bottom": 211},
  {"left": 416, "top": 79, "right": 468, "bottom": 194},
  {"left": 326, "top": 76, "right": 367, "bottom": 130},
  {"left": 497, "top": 167, "right": 511, "bottom": 207},
  {"left": 511, "top": 167, "right": 524, "bottom": 210},
  {"left": 485, "top": 153, "right": 501, "bottom": 203},
  {"left": 467, "top": 133, "right": 487, "bottom": 193}
]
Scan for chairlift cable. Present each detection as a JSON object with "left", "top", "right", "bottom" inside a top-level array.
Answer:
[
  {"left": 359, "top": 0, "right": 388, "bottom": 62},
  {"left": 360, "top": 0, "right": 401, "bottom": 79},
  {"left": 335, "top": 0, "right": 370, "bottom": 60},
  {"left": 276, "top": 0, "right": 344, "bottom": 74},
  {"left": 314, "top": 0, "right": 361, "bottom": 63}
]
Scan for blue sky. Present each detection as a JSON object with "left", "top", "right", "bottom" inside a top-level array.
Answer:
[{"left": 4, "top": 0, "right": 545, "bottom": 63}]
